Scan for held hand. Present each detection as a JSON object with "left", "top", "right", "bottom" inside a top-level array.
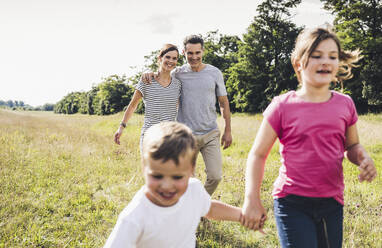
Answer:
[
  {"left": 141, "top": 72, "right": 156, "bottom": 84},
  {"left": 114, "top": 128, "right": 124, "bottom": 145},
  {"left": 358, "top": 156, "right": 377, "bottom": 182},
  {"left": 221, "top": 131, "right": 232, "bottom": 149},
  {"left": 240, "top": 199, "right": 267, "bottom": 234}
]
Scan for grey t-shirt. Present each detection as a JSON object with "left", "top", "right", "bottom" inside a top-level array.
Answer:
[{"left": 174, "top": 64, "right": 227, "bottom": 135}]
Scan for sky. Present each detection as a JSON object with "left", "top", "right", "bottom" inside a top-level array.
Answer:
[{"left": 0, "top": 0, "right": 334, "bottom": 107}]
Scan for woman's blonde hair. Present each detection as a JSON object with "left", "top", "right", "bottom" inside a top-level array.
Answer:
[
  {"left": 158, "top": 44, "right": 179, "bottom": 58},
  {"left": 291, "top": 26, "right": 362, "bottom": 85}
]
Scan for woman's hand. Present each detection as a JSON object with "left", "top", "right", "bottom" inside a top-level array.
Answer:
[{"left": 114, "top": 127, "right": 124, "bottom": 145}]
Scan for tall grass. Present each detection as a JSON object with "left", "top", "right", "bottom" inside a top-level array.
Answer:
[{"left": 0, "top": 110, "right": 381, "bottom": 247}]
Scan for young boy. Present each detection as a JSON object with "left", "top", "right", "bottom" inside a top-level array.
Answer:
[{"left": 104, "top": 121, "right": 242, "bottom": 248}]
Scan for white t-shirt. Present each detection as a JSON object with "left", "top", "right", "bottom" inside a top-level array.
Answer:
[{"left": 103, "top": 178, "right": 211, "bottom": 248}]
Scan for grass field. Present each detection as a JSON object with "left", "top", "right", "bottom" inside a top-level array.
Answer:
[{"left": 0, "top": 109, "right": 381, "bottom": 247}]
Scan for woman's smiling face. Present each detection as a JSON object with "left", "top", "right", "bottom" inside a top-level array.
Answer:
[{"left": 159, "top": 50, "right": 178, "bottom": 73}]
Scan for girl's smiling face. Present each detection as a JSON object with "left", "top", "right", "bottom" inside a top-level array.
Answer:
[{"left": 298, "top": 38, "right": 339, "bottom": 88}]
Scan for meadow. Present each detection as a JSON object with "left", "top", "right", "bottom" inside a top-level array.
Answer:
[{"left": 0, "top": 109, "right": 381, "bottom": 247}]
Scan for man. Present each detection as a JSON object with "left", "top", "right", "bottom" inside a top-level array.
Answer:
[{"left": 143, "top": 35, "right": 232, "bottom": 195}]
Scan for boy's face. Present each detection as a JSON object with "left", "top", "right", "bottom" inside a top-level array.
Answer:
[{"left": 143, "top": 153, "right": 194, "bottom": 207}]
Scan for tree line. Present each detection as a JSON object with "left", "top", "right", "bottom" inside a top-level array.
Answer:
[
  {"left": 54, "top": 0, "right": 382, "bottom": 115},
  {"left": 0, "top": 100, "right": 54, "bottom": 111}
]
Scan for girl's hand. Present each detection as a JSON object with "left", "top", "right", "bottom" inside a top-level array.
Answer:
[
  {"left": 114, "top": 128, "right": 124, "bottom": 145},
  {"left": 358, "top": 157, "right": 377, "bottom": 182},
  {"left": 240, "top": 199, "right": 267, "bottom": 234}
]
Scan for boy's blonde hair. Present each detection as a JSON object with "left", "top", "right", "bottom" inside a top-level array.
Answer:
[
  {"left": 142, "top": 122, "right": 197, "bottom": 166},
  {"left": 291, "top": 26, "right": 362, "bottom": 84}
]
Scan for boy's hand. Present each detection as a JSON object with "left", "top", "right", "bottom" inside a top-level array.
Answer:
[
  {"left": 240, "top": 199, "right": 267, "bottom": 234},
  {"left": 141, "top": 72, "right": 157, "bottom": 84},
  {"left": 358, "top": 156, "right": 377, "bottom": 182}
]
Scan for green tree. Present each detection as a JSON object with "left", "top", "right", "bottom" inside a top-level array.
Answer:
[
  {"left": 93, "top": 75, "right": 133, "bottom": 115},
  {"left": 143, "top": 50, "right": 161, "bottom": 72},
  {"left": 54, "top": 75, "right": 136, "bottom": 116},
  {"left": 41, "top": 103, "right": 55, "bottom": 111},
  {"left": 54, "top": 97, "right": 64, "bottom": 113},
  {"left": 85, "top": 85, "right": 99, "bottom": 115},
  {"left": 202, "top": 30, "right": 240, "bottom": 74},
  {"left": 6, "top": 100, "right": 14, "bottom": 108},
  {"left": 124, "top": 69, "right": 145, "bottom": 114},
  {"left": 226, "top": 0, "right": 301, "bottom": 112},
  {"left": 202, "top": 31, "right": 241, "bottom": 112},
  {"left": 54, "top": 92, "right": 85, "bottom": 114},
  {"left": 322, "top": 0, "right": 382, "bottom": 112}
]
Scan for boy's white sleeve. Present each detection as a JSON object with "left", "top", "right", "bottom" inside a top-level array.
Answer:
[
  {"left": 103, "top": 218, "right": 141, "bottom": 248},
  {"left": 193, "top": 179, "right": 211, "bottom": 217}
]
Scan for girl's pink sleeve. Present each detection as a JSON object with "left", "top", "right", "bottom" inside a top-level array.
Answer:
[{"left": 263, "top": 96, "right": 282, "bottom": 137}]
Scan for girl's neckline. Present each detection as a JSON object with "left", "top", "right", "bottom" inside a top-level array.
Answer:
[{"left": 293, "top": 90, "right": 335, "bottom": 104}]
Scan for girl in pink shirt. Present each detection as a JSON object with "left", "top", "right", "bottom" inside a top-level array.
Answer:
[{"left": 240, "top": 26, "right": 377, "bottom": 248}]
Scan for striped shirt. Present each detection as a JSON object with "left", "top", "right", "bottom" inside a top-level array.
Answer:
[{"left": 136, "top": 77, "right": 181, "bottom": 137}]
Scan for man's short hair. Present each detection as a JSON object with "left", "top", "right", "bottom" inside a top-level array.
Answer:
[
  {"left": 142, "top": 122, "right": 198, "bottom": 166},
  {"left": 183, "top": 35, "right": 204, "bottom": 50}
]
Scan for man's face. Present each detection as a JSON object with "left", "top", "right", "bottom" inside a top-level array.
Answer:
[{"left": 184, "top": 43, "right": 204, "bottom": 70}]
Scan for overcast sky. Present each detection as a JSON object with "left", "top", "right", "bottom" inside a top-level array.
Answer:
[{"left": 0, "top": 0, "right": 333, "bottom": 107}]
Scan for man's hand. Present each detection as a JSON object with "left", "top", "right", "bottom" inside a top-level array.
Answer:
[
  {"left": 221, "top": 130, "right": 232, "bottom": 149},
  {"left": 141, "top": 72, "right": 157, "bottom": 84},
  {"left": 217, "top": 95, "right": 232, "bottom": 149}
]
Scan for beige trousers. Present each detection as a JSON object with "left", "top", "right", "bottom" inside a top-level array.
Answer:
[{"left": 195, "top": 129, "right": 222, "bottom": 195}]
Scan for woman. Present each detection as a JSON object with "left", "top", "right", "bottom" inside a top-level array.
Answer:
[{"left": 114, "top": 44, "right": 181, "bottom": 148}]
